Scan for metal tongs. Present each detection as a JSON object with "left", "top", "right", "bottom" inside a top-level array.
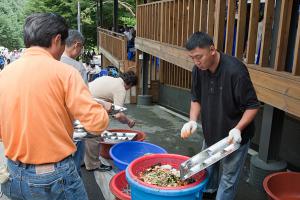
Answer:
[
  {"left": 93, "top": 98, "right": 127, "bottom": 114},
  {"left": 180, "top": 137, "right": 240, "bottom": 180}
]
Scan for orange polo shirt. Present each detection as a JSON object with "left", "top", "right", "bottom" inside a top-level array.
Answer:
[{"left": 0, "top": 47, "right": 109, "bottom": 164}]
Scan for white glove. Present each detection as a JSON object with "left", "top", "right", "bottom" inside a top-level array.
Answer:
[
  {"left": 228, "top": 128, "right": 242, "bottom": 144},
  {"left": 73, "top": 131, "right": 87, "bottom": 139},
  {"left": 180, "top": 121, "right": 197, "bottom": 139}
]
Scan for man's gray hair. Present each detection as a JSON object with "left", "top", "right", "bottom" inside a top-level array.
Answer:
[{"left": 65, "top": 29, "right": 84, "bottom": 47}]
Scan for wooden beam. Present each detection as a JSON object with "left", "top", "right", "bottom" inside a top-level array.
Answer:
[
  {"left": 214, "top": 0, "right": 226, "bottom": 51},
  {"left": 207, "top": 0, "right": 215, "bottom": 37},
  {"left": 172, "top": 0, "right": 178, "bottom": 45},
  {"left": 224, "top": 0, "right": 235, "bottom": 55},
  {"left": 292, "top": 17, "right": 300, "bottom": 76},
  {"left": 193, "top": 0, "right": 201, "bottom": 32},
  {"left": 199, "top": 0, "right": 208, "bottom": 32},
  {"left": 259, "top": 0, "right": 275, "bottom": 67},
  {"left": 246, "top": 0, "right": 260, "bottom": 64},
  {"left": 274, "top": 0, "right": 293, "bottom": 71},
  {"left": 235, "top": 0, "right": 247, "bottom": 59},
  {"left": 99, "top": 46, "right": 122, "bottom": 69},
  {"left": 187, "top": 0, "right": 194, "bottom": 39}
]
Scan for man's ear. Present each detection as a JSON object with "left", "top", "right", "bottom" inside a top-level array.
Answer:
[
  {"left": 210, "top": 45, "right": 216, "bottom": 56},
  {"left": 52, "top": 34, "right": 62, "bottom": 46}
]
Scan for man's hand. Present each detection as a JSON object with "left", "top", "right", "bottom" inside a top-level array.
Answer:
[
  {"left": 113, "top": 112, "right": 135, "bottom": 128},
  {"left": 180, "top": 121, "right": 197, "bottom": 139},
  {"left": 127, "top": 119, "right": 135, "bottom": 128},
  {"left": 228, "top": 128, "right": 242, "bottom": 144}
]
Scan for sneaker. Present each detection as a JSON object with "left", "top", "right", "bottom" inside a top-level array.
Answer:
[{"left": 87, "top": 164, "right": 112, "bottom": 172}]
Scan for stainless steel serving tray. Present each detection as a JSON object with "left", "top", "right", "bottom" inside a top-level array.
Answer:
[{"left": 100, "top": 131, "right": 137, "bottom": 143}]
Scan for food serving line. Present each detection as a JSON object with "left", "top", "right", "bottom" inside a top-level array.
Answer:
[{"left": 73, "top": 102, "right": 241, "bottom": 200}]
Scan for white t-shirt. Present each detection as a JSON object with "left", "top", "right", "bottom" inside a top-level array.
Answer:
[{"left": 89, "top": 76, "right": 126, "bottom": 106}]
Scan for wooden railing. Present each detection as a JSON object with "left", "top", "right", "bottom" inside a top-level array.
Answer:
[
  {"left": 161, "top": 60, "right": 192, "bottom": 89},
  {"left": 136, "top": 0, "right": 300, "bottom": 117},
  {"left": 98, "top": 27, "right": 127, "bottom": 61},
  {"left": 137, "top": 0, "right": 300, "bottom": 74}
]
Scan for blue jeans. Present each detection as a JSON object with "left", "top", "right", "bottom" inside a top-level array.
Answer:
[
  {"left": 1, "top": 156, "right": 88, "bottom": 200},
  {"left": 73, "top": 140, "right": 85, "bottom": 176},
  {"left": 203, "top": 140, "right": 250, "bottom": 200}
]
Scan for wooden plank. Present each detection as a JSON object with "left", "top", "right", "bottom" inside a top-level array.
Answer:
[
  {"left": 145, "top": 5, "right": 148, "bottom": 39},
  {"left": 164, "top": 2, "right": 168, "bottom": 43},
  {"left": 193, "top": 0, "right": 201, "bottom": 32},
  {"left": 274, "top": 0, "right": 293, "bottom": 71},
  {"left": 199, "top": 0, "right": 208, "bottom": 32},
  {"left": 151, "top": 4, "right": 154, "bottom": 40},
  {"left": 177, "top": 0, "right": 183, "bottom": 46},
  {"left": 224, "top": 0, "right": 235, "bottom": 55},
  {"left": 136, "top": 8, "right": 140, "bottom": 37},
  {"left": 187, "top": 0, "right": 194, "bottom": 40},
  {"left": 292, "top": 17, "right": 300, "bottom": 76},
  {"left": 153, "top": 4, "right": 156, "bottom": 40},
  {"left": 259, "top": 0, "right": 275, "bottom": 67},
  {"left": 158, "top": 3, "right": 161, "bottom": 41},
  {"left": 172, "top": 0, "right": 178, "bottom": 45},
  {"left": 246, "top": 0, "right": 260, "bottom": 64},
  {"left": 160, "top": 2, "right": 164, "bottom": 42},
  {"left": 181, "top": 0, "right": 188, "bottom": 46},
  {"left": 168, "top": 2, "right": 172, "bottom": 44},
  {"left": 213, "top": 0, "right": 226, "bottom": 51},
  {"left": 94, "top": 169, "right": 116, "bottom": 200},
  {"left": 207, "top": 0, "right": 215, "bottom": 37},
  {"left": 248, "top": 67, "right": 300, "bottom": 118},
  {"left": 235, "top": 0, "right": 247, "bottom": 59},
  {"left": 135, "top": 36, "right": 300, "bottom": 81}
]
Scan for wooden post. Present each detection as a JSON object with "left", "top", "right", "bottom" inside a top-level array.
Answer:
[
  {"left": 246, "top": 0, "right": 259, "bottom": 64},
  {"left": 235, "top": 0, "right": 246, "bottom": 59},
  {"left": 274, "top": 0, "right": 293, "bottom": 71},
  {"left": 214, "top": 0, "right": 226, "bottom": 51},
  {"left": 259, "top": 0, "right": 275, "bottom": 67},
  {"left": 292, "top": 16, "right": 300, "bottom": 76}
]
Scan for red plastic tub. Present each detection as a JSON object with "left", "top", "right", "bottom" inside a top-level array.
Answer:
[
  {"left": 126, "top": 154, "right": 208, "bottom": 200},
  {"left": 127, "top": 153, "right": 206, "bottom": 190},
  {"left": 263, "top": 172, "right": 300, "bottom": 200},
  {"left": 109, "top": 171, "right": 131, "bottom": 200},
  {"left": 99, "top": 129, "right": 146, "bottom": 159}
]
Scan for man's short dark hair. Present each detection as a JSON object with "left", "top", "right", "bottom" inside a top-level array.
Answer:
[
  {"left": 65, "top": 29, "right": 85, "bottom": 47},
  {"left": 185, "top": 32, "right": 214, "bottom": 50},
  {"left": 24, "top": 13, "right": 69, "bottom": 48},
  {"left": 121, "top": 71, "right": 137, "bottom": 86}
]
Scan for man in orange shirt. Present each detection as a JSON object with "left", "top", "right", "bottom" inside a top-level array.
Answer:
[{"left": 0, "top": 13, "right": 109, "bottom": 200}]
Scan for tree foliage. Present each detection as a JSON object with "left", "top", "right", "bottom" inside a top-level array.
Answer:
[
  {"left": 0, "top": 0, "right": 26, "bottom": 50},
  {"left": 0, "top": 0, "right": 136, "bottom": 49}
]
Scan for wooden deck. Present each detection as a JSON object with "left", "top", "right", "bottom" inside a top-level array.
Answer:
[
  {"left": 94, "top": 157, "right": 116, "bottom": 200},
  {"left": 135, "top": 0, "right": 300, "bottom": 118}
]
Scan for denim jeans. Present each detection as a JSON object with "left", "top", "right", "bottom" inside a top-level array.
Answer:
[
  {"left": 73, "top": 140, "right": 85, "bottom": 176},
  {"left": 202, "top": 140, "right": 250, "bottom": 200},
  {"left": 1, "top": 156, "right": 88, "bottom": 200}
]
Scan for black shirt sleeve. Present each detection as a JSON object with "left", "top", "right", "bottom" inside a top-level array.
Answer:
[
  {"left": 234, "top": 73, "right": 260, "bottom": 111},
  {"left": 191, "top": 66, "right": 201, "bottom": 103}
]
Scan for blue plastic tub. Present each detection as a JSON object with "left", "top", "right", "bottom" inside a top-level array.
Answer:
[
  {"left": 126, "top": 154, "right": 208, "bottom": 200},
  {"left": 109, "top": 141, "right": 167, "bottom": 171}
]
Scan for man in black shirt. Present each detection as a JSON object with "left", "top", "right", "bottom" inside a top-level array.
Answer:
[{"left": 181, "top": 32, "right": 259, "bottom": 200}]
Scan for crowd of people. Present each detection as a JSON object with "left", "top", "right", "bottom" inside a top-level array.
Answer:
[
  {"left": 0, "top": 49, "right": 23, "bottom": 70},
  {"left": 0, "top": 11, "right": 259, "bottom": 200}
]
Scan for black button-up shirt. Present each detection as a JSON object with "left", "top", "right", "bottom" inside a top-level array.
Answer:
[{"left": 191, "top": 53, "right": 260, "bottom": 146}]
